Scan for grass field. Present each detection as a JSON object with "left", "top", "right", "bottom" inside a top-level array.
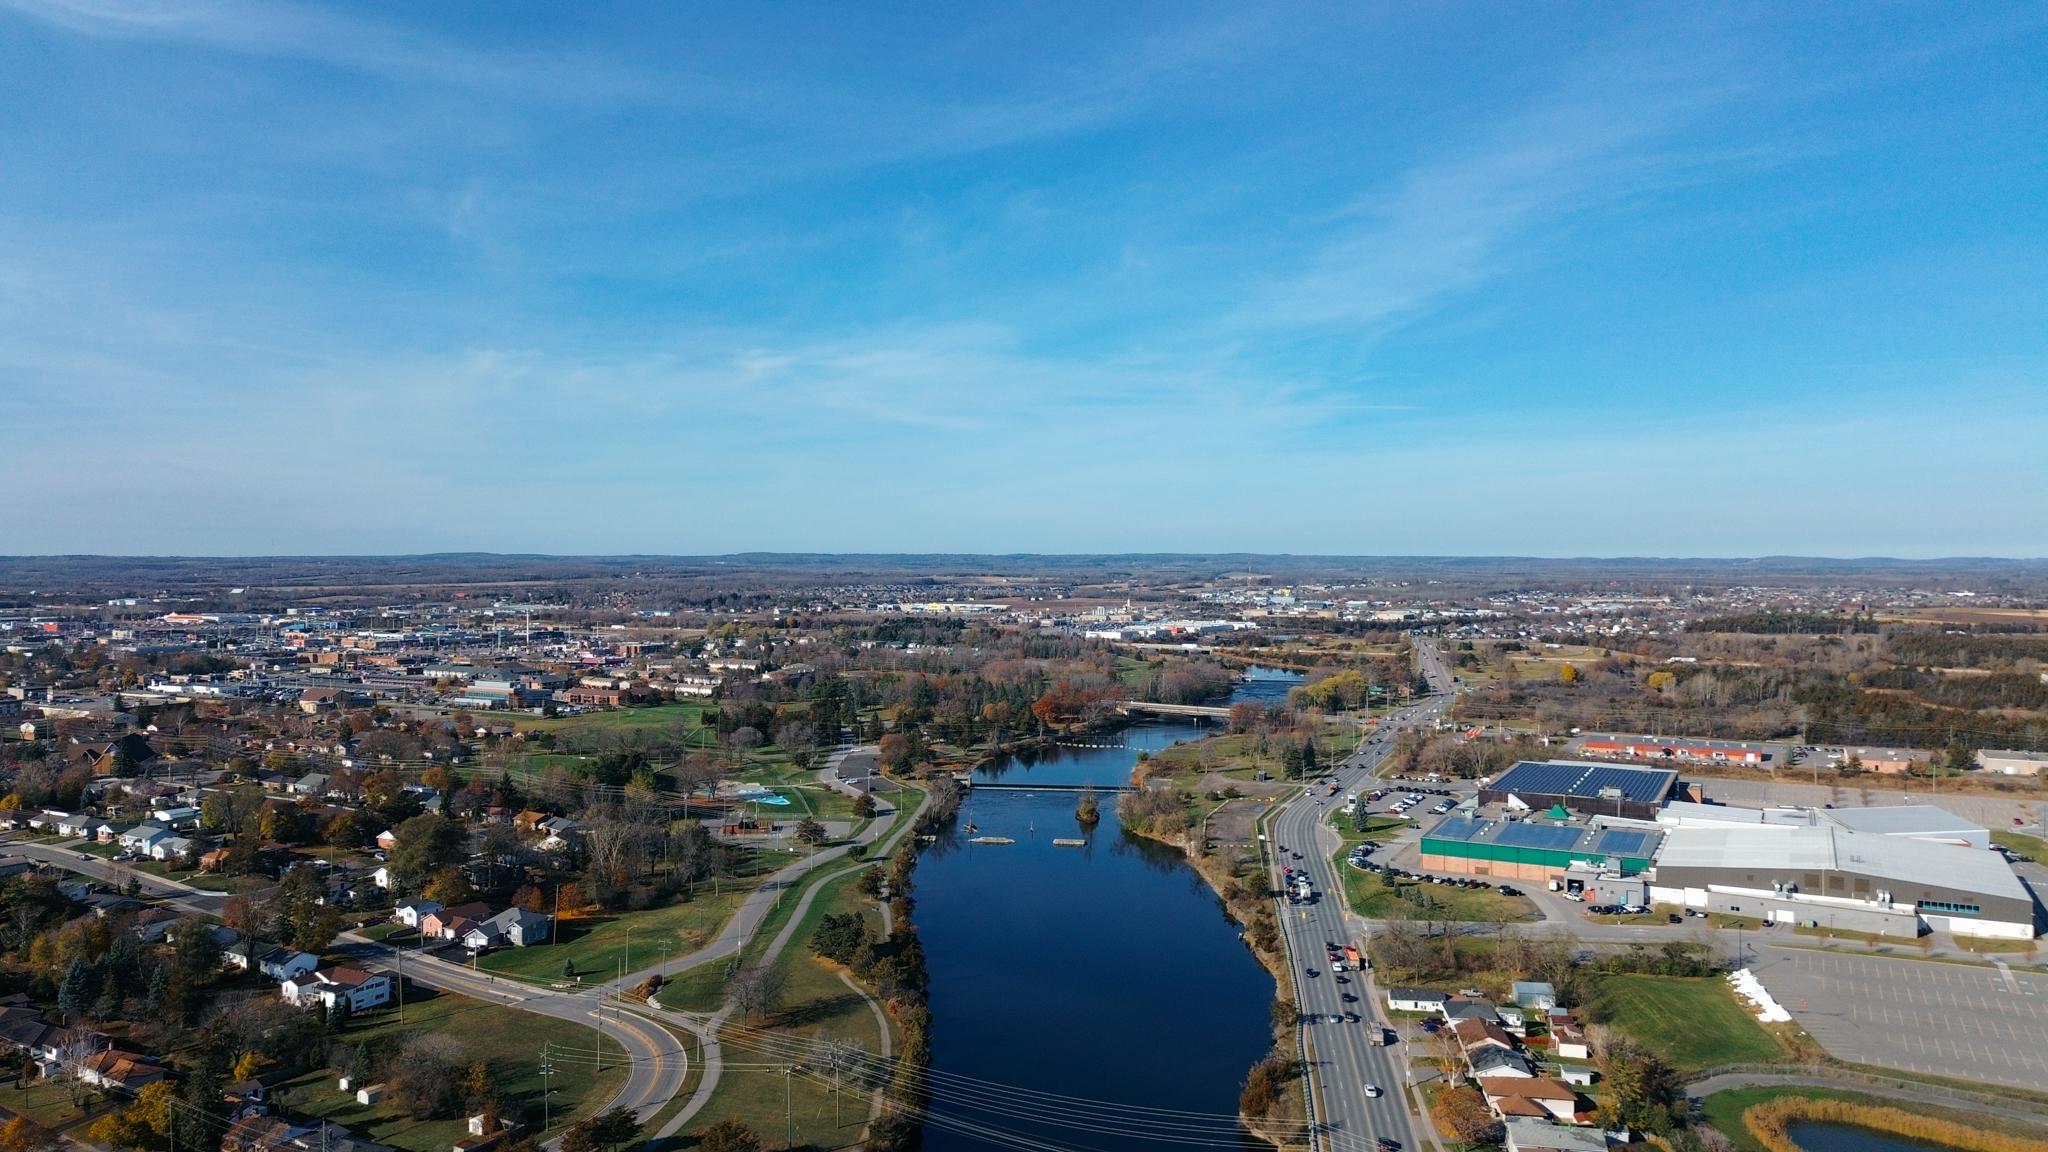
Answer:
[
  {"left": 1583, "top": 974, "right": 1785, "bottom": 1072},
  {"left": 272, "top": 987, "right": 633, "bottom": 1152},
  {"left": 1995, "top": 830, "right": 2048, "bottom": 860},
  {"left": 671, "top": 868, "right": 890, "bottom": 1151},
  {"left": 476, "top": 887, "right": 751, "bottom": 984},
  {"left": 1334, "top": 852, "right": 1537, "bottom": 923}
]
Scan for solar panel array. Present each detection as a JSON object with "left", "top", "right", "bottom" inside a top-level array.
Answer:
[
  {"left": 1427, "top": 816, "right": 1490, "bottom": 843},
  {"left": 1596, "top": 829, "right": 1651, "bottom": 858},
  {"left": 1493, "top": 822, "right": 1585, "bottom": 851},
  {"left": 1490, "top": 760, "right": 1678, "bottom": 803}
]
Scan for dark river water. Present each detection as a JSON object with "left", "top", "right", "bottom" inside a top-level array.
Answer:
[
  {"left": 1787, "top": 1123, "right": 1962, "bottom": 1152},
  {"left": 913, "top": 672, "right": 1301, "bottom": 1151}
]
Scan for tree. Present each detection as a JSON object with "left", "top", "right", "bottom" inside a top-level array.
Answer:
[
  {"left": 561, "top": 1108, "right": 641, "bottom": 1152},
  {"left": 854, "top": 793, "right": 876, "bottom": 818},
  {"left": 696, "top": 1119, "right": 760, "bottom": 1152},
  {"left": 390, "top": 1032, "right": 467, "bottom": 1120},
  {"left": 0, "top": 1116, "right": 60, "bottom": 1152},
  {"left": 388, "top": 814, "right": 466, "bottom": 891},
  {"left": 793, "top": 818, "right": 828, "bottom": 846},
  {"left": 423, "top": 865, "right": 474, "bottom": 906},
  {"left": 1433, "top": 1085, "right": 1502, "bottom": 1145}
]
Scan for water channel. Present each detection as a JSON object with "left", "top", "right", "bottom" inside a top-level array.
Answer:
[{"left": 913, "top": 670, "right": 1303, "bottom": 1150}]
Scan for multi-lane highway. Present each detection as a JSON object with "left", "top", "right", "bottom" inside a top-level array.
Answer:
[{"left": 1267, "top": 637, "right": 1459, "bottom": 1152}]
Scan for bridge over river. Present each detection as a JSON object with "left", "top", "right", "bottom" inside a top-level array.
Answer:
[
  {"left": 967, "top": 781, "right": 1137, "bottom": 792},
  {"left": 1114, "top": 701, "right": 1233, "bottom": 719}
]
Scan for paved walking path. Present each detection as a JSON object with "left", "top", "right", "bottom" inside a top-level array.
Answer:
[
  {"left": 1684, "top": 1072, "right": 2048, "bottom": 1128},
  {"left": 644, "top": 780, "right": 929, "bottom": 1147}
]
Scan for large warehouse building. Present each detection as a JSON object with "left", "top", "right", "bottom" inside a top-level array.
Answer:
[
  {"left": 1647, "top": 823, "right": 2037, "bottom": 940},
  {"left": 1420, "top": 817, "right": 1663, "bottom": 884},
  {"left": 1478, "top": 760, "right": 1682, "bottom": 822}
]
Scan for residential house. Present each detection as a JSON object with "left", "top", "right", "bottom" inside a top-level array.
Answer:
[
  {"left": 1443, "top": 999, "right": 1501, "bottom": 1025},
  {"left": 225, "top": 941, "right": 320, "bottom": 982},
  {"left": 131, "top": 907, "right": 182, "bottom": 942},
  {"left": 154, "top": 806, "right": 201, "bottom": 828},
  {"left": 55, "top": 815, "right": 96, "bottom": 839},
  {"left": 31, "top": 810, "right": 78, "bottom": 832},
  {"left": 1512, "top": 981, "right": 1558, "bottom": 1010},
  {"left": 1549, "top": 1015, "right": 1591, "bottom": 1061},
  {"left": 1387, "top": 987, "right": 1448, "bottom": 1013},
  {"left": 459, "top": 922, "right": 502, "bottom": 951},
  {"left": 92, "top": 821, "right": 129, "bottom": 843},
  {"left": 419, "top": 902, "right": 493, "bottom": 940},
  {"left": 371, "top": 866, "right": 393, "bottom": 890},
  {"left": 75, "top": 1049, "right": 168, "bottom": 1091},
  {"left": 281, "top": 966, "right": 393, "bottom": 1012},
  {"left": 1503, "top": 1118, "right": 1610, "bottom": 1152},
  {"left": 119, "top": 824, "right": 171, "bottom": 853},
  {"left": 482, "top": 907, "right": 551, "bottom": 947},
  {"left": 148, "top": 836, "right": 195, "bottom": 862},
  {"left": 260, "top": 774, "right": 292, "bottom": 791},
  {"left": 374, "top": 829, "right": 397, "bottom": 850},
  {"left": 1451, "top": 1016, "right": 1518, "bottom": 1054},
  {"left": 224, "top": 1114, "right": 394, "bottom": 1152},
  {"left": 513, "top": 811, "right": 548, "bottom": 833},
  {"left": 291, "top": 774, "right": 332, "bottom": 797},
  {"left": 199, "top": 848, "right": 233, "bottom": 872},
  {"left": 536, "top": 817, "right": 578, "bottom": 849},
  {"left": 1479, "top": 1079, "right": 1582, "bottom": 1123},
  {"left": 1469, "top": 1048, "right": 1538, "bottom": 1079}
]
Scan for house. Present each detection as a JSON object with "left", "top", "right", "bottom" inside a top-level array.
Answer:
[
  {"left": 482, "top": 906, "right": 551, "bottom": 947},
  {"left": 393, "top": 898, "right": 442, "bottom": 927},
  {"left": 1443, "top": 999, "right": 1500, "bottom": 1024},
  {"left": 75, "top": 1049, "right": 168, "bottom": 1090},
  {"left": 371, "top": 866, "right": 393, "bottom": 890},
  {"left": 148, "top": 836, "right": 195, "bottom": 862},
  {"left": 131, "top": 907, "right": 182, "bottom": 942},
  {"left": 93, "top": 821, "right": 129, "bottom": 843},
  {"left": 1479, "top": 1078, "right": 1582, "bottom": 1122},
  {"left": 1559, "top": 1066, "right": 1598, "bottom": 1087},
  {"left": 1549, "top": 1015, "right": 1591, "bottom": 1060},
  {"left": 459, "top": 922, "right": 502, "bottom": 951},
  {"left": 299, "top": 688, "right": 345, "bottom": 714},
  {"left": 292, "top": 774, "right": 332, "bottom": 796},
  {"left": 420, "top": 902, "right": 493, "bottom": 940},
  {"left": 1512, "top": 981, "right": 1558, "bottom": 1009},
  {"left": 513, "top": 811, "right": 548, "bottom": 832},
  {"left": 260, "top": 949, "right": 320, "bottom": 982},
  {"left": 55, "top": 815, "right": 96, "bottom": 839},
  {"left": 155, "top": 806, "right": 201, "bottom": 828},
  {"left": 224, "top": 1114, "right": 393, "bottom": 1152},
  {"left": 120, "top": 824, "right": 171, "bottom": 852},
  {"left": 1451, "top": 1016, "right": 1518, "bottom": 1054},
  {"left": 200, "top": 848, "right": 233, "bottom": 872},
  {"left": 536, "top": 817, "right": 579, "bottom": 848},
  {"left": 31, "top": 810, "right": 79, "bottom": 832},
  {"left": 375, "top": 829, "right": 397, "bottom": 850},
  {"left": 261, "top": 774, "right": 293, "bottom": 791},
  {"left": 1469, "top": 1048, "right": 1538, "bottom": 1079},
  {"left": 282, "top": 966, "right": 393, "bottom": 1012},
  {"left": 1503, "top": 1118, "right": 1610, "bottom": 1152},
  {"left": 1387, "top": 987, "right": 1448, "bottom": 1013}
]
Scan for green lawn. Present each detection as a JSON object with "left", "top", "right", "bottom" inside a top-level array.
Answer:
[
  {"left": 670, "top": 869, "right": 889, "bottom": 1152},
  {"left": 1994, "top": 829, "right": 2048, "bottom": 860},
  {"left": 476, "top": 888, "right": 750, "bottom": 984},
  {"left": 1334, "top": 851, "right": 1537, "bottom": 923},
  {"left": 270, "top": 988, "right": 633, "bottom": 1152},
  {"left": 1583, "top": 974, "right": 1785, "bottom": 1072},
  {"left": 513, "top": 700, "right": 716, "bottom": 735}
]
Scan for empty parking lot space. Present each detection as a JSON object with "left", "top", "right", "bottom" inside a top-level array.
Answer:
[{"left": 1749, "top": 944, "right": 2048, "bottom": 1092}]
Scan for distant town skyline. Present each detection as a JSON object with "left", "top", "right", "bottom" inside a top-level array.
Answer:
[{"left": 2, "top": 3, "right": 2044, "bottom": 557}]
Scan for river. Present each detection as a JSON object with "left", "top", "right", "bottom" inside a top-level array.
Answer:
[{"left": 911, "top": 671, "right": 1302, "bottom": 1150}]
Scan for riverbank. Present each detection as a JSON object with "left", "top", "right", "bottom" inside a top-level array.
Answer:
[{"left": 1116, "top": 791, "right": 1311, "bottom": 1149}]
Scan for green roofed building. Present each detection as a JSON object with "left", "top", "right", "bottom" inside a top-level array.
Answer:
[{"left": 1420, "top": 816, "right": 1663, "bottom": 884}]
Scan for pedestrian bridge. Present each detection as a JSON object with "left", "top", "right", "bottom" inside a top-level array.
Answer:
[
  {"left": 968, "top": 781, "right": 1136, "bottom": 792},
  {"left": 1116, "top": 701, "right": 1233, "bottom": 719}
]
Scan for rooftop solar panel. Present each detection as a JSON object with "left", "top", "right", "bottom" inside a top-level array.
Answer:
[
  {"left": 1597, "top": 830, "right": 1650, "bottom": 857},
  {"left": 1427, "top": 817, "right": 1489, "bottom": 843},
  {"left": 1495, "top": 823, "right": 1584, "bottom": 850},
  {"left": 1491, "top": 760, "right": 1677, "bottom": 803}
]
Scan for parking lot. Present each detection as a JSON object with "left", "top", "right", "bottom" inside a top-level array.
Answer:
[{"left": 1750, "top": 943, "right": 2048, "bottom": 1091}]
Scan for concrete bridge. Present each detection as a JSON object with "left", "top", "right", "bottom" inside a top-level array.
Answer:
[{"left": 1116, "top": 701, "right": 1234, "bottom": 719}]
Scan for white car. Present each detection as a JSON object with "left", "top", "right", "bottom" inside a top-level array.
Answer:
[{"left": 1364, "top": 1084, "right": 1383, "bottom": 1098}]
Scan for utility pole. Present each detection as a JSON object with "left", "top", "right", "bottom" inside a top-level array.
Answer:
[
  {"left": 540, "top": 1043, "right": 553, "bottom": 1132},
  {"left": 784, "top": 1065, "right": 794, "bottom": 1148}
]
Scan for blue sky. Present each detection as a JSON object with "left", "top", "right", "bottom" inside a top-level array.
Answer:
[{"left": 2, "top": 3, "right": 2044, "bottom": 557}]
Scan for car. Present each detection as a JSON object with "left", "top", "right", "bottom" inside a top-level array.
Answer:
[
  {"left": 1344, "top": 1011, "right": 1361, "bottom": 1023},
  {"left": 1364, "top": 1083, "right": 1383, "bottom": 1098},
  {"left": 1334, "top": 975, "right": 1349, "bottom": 984},
  {"left": 1341, "top": 992, "right": 1358, "bottom": 1002},
  {"left": 1378, "top": 1134, "right": 1400, "bottom": 1149},
  {"left": 1497, "top": 886, "right": 1520, "bottom": 896},
  {"left": 1305, "top": 968, "right": 1319, "bottom": 978},
  {"left": 1328, "top": 1013, "right": 1343, "bottom": 1024}
]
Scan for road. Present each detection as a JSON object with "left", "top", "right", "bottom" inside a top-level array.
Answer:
[
  {"left": 0, "top": 837, "right": 237, "bottom": 916},
  {"left": 1268, "top": 636, "right": 1459, "bottom": 1152}
]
